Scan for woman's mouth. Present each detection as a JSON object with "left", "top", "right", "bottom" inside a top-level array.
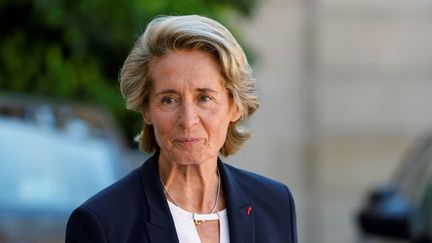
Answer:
[{"left": 174, "top": 138, "right": 202, "bottom": 146}]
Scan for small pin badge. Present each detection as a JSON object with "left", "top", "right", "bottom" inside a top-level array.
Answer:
[{"left": 247, "top": 206, "right": 252, "bottom": 215}]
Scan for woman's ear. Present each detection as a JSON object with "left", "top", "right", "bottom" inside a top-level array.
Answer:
[
  {"left": 230, "top": 105, "right": 242, "bottom": 122},
  {"left": 143, "top": 111, "right": 152, "bottom": 125}
]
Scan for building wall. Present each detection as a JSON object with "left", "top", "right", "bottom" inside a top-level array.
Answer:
[{"left": 229, "top": 0, "right": 432, "bottom": 242}]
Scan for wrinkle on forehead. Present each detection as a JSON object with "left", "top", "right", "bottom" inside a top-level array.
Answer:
[{"left": 150, "top": 49, "right": 226, "bottom": 97}]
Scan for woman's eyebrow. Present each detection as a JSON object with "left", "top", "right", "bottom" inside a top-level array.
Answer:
[
  {"left": 155, "top": 88, "right": 219, "bottom": 96},
  {"left": 197, "top": 88, "right": 218, "bottom": 94},
  {"left": 154, "top": 89, "right": 178, "bottom": 96}
]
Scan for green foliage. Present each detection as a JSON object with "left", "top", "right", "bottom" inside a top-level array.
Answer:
[{"left": 0, "top": 0, "right": 256, "bottom": 146}]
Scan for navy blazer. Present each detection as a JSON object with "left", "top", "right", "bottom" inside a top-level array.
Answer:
[{"left": 66, "top": 153, "right": 297, "bottom": 243}]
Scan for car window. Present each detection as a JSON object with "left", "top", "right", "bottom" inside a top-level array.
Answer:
[{"left": 0, "top": 117, "right": 118, "bottom": 211}]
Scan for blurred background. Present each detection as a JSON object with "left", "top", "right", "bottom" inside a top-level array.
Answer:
[{"left": 1, "top": 0, "right": 432, "bottom": 242}]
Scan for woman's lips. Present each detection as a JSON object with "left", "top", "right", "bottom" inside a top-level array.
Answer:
[{"left": 174, "top": 138, "right": 202, "bottom": 146}]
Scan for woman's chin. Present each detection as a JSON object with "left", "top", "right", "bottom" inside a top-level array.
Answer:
[{"left": 162, "top": 149, "right": 216, "bottom": 165}]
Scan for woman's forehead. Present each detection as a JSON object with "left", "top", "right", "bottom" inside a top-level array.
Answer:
[
  {"left": 150, "top": 49, "right": 226, "bottom": 94},
  {"left": 151, "top": 80, "right": 226, "bottom": 97}
]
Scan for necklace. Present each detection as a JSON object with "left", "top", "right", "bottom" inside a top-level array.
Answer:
[{"left": 160, "top": 168, "right": 221, "bottom": 225}]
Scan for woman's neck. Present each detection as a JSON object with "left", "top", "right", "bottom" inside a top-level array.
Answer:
[{"left": 158, "top": 155, "right": 224, "bottom": 214}]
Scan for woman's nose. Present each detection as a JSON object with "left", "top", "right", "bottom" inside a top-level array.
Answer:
[{"left": 178, "top": 102, "right": 199, "bottom": 129}]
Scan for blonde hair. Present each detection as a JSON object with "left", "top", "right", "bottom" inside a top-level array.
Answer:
[{"left": 119, "top": 15, "right": 259, "bottom": 156}]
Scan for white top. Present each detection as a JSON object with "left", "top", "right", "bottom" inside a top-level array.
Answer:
[{"left": 167, "top": 200, "right": 230, "bottom": 243}]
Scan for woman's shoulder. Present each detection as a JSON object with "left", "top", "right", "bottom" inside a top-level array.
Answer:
[
  {"left": 66, "top": 164, "right": 151, "bottom": 242},
  {"left": 220, "top": 162, "right": 297, "bottom": 242},
  {"left": 78, "top": 165, "right": 146, "bottom": 215},
  {"left": 80, "top": 155, "right": 159, "bottom": 211},
  {"left": 223, "top": 163, "right": 286, "bottom": 187},
  {"left": 222, "top": 162, "right": 293, "bottom": 199}
]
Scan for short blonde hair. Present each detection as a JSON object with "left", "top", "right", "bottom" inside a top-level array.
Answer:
[{"left": 119, "top": 15, "right": 259, "bottom": 156}]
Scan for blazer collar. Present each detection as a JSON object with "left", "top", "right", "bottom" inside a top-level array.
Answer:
[
  {"left": 139, "top": 152, "right": 180, "bottom": 243},
  {"left": 139, "top": 153, "right": 255, "bottom": 243},
  {"left": 219, "top": 157, "right": 255, "bottom": 243}
]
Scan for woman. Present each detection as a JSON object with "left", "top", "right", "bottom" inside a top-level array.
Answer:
[{"left": 66, "top": 15, "right": 297, "bottom": 243}]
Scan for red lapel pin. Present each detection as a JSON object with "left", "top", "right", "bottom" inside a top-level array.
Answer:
[{"left": 247, "top": 206, "right": 252, "bottom": 215}]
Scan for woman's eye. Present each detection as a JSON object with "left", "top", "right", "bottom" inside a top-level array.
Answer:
[
  {"left": 198, "top": 95, "right": 211, "bottom": 103},
  {"left": 161, "top": 97, "right": 176, "bottom": 105}
]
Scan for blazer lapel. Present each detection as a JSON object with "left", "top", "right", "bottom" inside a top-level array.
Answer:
[
  {"left": 140, "top": 153, "right": 180, "bottom": 243},
  {"left": 138, "top": 154, "right": 256, "bottom": 243},
  {"left": 219, "top": 159, "right": 255, "bottom": 243}
]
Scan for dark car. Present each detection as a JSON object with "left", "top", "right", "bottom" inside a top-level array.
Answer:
[
  {"left": 357, "top": 134, "right": 432, "bottom": 243},
  {"left": 0, "top": 94, "right": 128, "bottom": 242}
]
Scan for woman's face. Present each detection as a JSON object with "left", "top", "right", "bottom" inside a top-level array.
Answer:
[{"left": 145, "top": 49, "right": 241, "bottom": 165}]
